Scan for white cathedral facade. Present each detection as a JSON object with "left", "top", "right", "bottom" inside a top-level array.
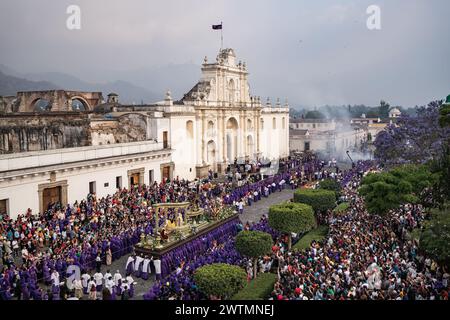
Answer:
[{"left": 161, "top": 48, "right": 290, "bottom": 179}]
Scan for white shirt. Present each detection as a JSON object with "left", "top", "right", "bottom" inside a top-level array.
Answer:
[
  {"left": 51, "top": 272, "right": 60, "bottom": 286},
  {"left": 126, "top": 256, "right": 135, "bottom": 269},
  {"left": 153, "top": 259, "right": 161, "bottom": 274},
  {"left": 134, "top": 256, "right": 144, "bottom": 271},
  {"left": 81, "top": 274, "right": 90, "bottom": 288},
  {"left": 93, "top": 272, "right": 103, "bottom": 285},
  {"left": 74, "top": 279, "right": 83, "bottom": 290},
  {"left": 142, "top": 259, "right": 151, "bottom": 274},
  {"left": 113, "top": 273, "right": 122, "bottom": 286},
  {"left": 121, "top": 282, "right": 129, "bottom": 291},
  {"left": 105, "top": 279, "right": 114, "bottom": 293}
]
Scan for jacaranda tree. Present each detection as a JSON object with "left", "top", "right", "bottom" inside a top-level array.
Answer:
[{"left": 374, "top": 101, "right": 450, "bottom": 165}]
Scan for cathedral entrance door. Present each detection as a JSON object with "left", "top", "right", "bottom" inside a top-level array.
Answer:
[
  {"left": 130, "top": 173, "right": 140, "bottom": 186},
  {"left": 42, "top": 186, "right": 61, "bottom": 210}
]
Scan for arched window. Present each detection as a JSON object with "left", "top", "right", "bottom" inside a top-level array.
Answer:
[
  {"left": 34, "top": 99, "right": 51, "bottom": 112},
  {"left": 247, "top": 119, "right": 252, "bottom": 130},
  {"left": 72, "top": 98, "right": 87, "bottom": 111},
  {"left": 260, "top": 118, "right": 264, "bottom": 130},
  {"left": 186, "top": 120, "right": 194, "bottom": 139},
  {"left": 282, "top": 117, "right": 286, "bottom": 130},
  {"left": 207, "top": 120, "right": 215, "bottom": 136},
  {"left": 273, "top": 117, "right": 277, "bottom": 129}
]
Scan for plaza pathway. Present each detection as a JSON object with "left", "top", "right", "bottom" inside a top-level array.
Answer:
[{"left": 239, "top": 188, "right": 295, "bottom": 224}]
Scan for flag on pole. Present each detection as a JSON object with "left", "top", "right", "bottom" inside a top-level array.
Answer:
[{"left": 212, "top": 23, "right": 222, "bottom": 30}]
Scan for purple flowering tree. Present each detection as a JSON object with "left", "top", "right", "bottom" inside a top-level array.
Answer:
[{"left": 374, "top": 101, "right": 450, "bottom": 165}]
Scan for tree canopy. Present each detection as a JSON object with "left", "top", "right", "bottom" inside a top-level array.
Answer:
[
  {"left": 304, "top": 110, "right": 326, "bottom": 119},
  {"left": 293, "top": 189, "right": 336, "bottom": 213},
  {"left": 419, "top": 207, "right": 450, "bottom": 267},
  {"left": 359, "top": 165, "right": 438, "bottom": 215},
  {"left": 268, "top": 202, "right": 315, "bottom": 249},
  {"left": 235, "top": 231, "right": 273, "bottom": 278},
  {"left": 318, "top": 179, "right": 341, "bottom": 199},
  {"left": 374, "top": 101, "right": 450, "bottom": 165},
  {"left": 193, "top": 263, "right": 247, "bottom": 299}
]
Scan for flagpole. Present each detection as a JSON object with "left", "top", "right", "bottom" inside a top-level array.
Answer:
[{"left": 220, "top": 21, "right": 223, "bottom": 50}]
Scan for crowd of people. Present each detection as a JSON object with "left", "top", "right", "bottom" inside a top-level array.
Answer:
[
  {"left": 271, "top": 166, "right": 449, "bottom": 300},
  {"left": 143, "top": 161, "right": 369, "bottom": 300},
  {"left": 144, "top": 160, "right": 448, "bottom": 301},
  {"left": 0, "top": 153, "right": 331, "bottom": 300},
  {"left": 4, "top": 152, "right": 437, "bottom": 300}
]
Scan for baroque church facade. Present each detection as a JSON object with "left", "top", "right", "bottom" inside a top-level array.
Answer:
[{"left": 165, "top": 48, "right": 290, "bottom": 179}]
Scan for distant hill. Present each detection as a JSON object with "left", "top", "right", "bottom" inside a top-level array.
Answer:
[
  {"left": 0, "top": 70, "right": 59, "bottom": 96},
  {"left": 0, "top": 66, "right": 161, "bottom": 104}
]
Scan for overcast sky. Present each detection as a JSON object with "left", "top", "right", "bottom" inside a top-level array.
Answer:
[{"left": 0, "top": 0, "right": 449, "bottom": 107}]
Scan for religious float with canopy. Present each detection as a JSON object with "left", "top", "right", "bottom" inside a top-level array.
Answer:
[{"left": 134, "top": 196, "right": 239, "bottom": 276}]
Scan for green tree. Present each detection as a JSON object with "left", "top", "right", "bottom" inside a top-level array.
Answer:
[
  {"left": 439, "top": 98, "right": 450, "bottom": 127},
  {"left": 419, "top": 206, "right": 450, "bottom": 267},
  {"left": 359, "top": 165, "right": 437, "bottom": 215},
  {"left": 305, "top": 110, "right": 326, "bottom": 119},
  {"left": 318, "top": 179, "right": 341, "bottom": 199},
  {"left": 379, "top": 100, "right": 390, "bottom": 119},
  {"left": 235, "top": 231, "right": 273, "bottom": 279},
  {"left": 293, "top": 189, "right": 336, "bottom": 213},
  {"left": 193, "top": 263, "right": 247, "bottom": 299},
  {"left": 268, "top": 202, "right": 315, "bottom": 249}
]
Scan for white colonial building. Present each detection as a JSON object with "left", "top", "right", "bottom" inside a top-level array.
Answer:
[{"left": 0, "top": 48, "right": 290, "bottom": 218}]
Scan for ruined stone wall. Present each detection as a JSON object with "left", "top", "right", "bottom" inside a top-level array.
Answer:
[
  {"left": 89, "top": 114, "right": 148, "bottom": 145},
  {"left": 0, "top": 113, "right": 91, "bottom": 154}
]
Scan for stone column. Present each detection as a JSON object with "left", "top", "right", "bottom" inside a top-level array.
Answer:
[
  {"left": 195, "top": 112, "right": 202, "bottom": 166},
  {"left": 222, "top": 111, "right": 227, "bottom": 163},
  {"left": 201, "top": 110, "right": 206, "bottom": 164}
]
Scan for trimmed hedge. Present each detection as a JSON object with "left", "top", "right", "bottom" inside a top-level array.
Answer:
[
  {"left": 236, "top": 231, "right": 273, "bottom": 259},
  {"left": 294, "top": 189, "right": 336, "bottom": 213},
  {"left": 319, "top": 179, "right": 341, "bottom": 197},
  {"left": 231, "top": 273, "right": 277, "bottom": 300},
  {"left": 268, "top": 202, "right": 316, "bottom": 234},
  {"left": 292, "top": 225, "right": 329, "bottom": 251},
  {"left": 268, "top": 202, "right": 315, "bottom": 250},
  {"left": 194, "top": 263, "right": 247, "bottom": 299}
]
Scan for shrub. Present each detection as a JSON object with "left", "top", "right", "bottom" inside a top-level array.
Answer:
[
  {"left": 194, "top": 263, "right": 247, "bottom": 299},
  {"left": 268, "top": 202, "right": 315, "bottom": 249},
  {"left": 319, "top": 179, "right": 341, "bottom": 198},
  {"left": 235, "top": 231, "right": 273, "bottom": 278},
  {"left": 294, "top": 189, "right": 336, "bottom": 213},
  {"left": 419, "top": 207, "right": 450, "bottom": 266}
]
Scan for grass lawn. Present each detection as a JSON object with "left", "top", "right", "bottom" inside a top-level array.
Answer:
[
  {"left": 333, "top": 202, "right": 349, "bottom": 214},
  {"left": 231, "top": 273, "right": 278, "bottom": 300},
  {"left": 292, "top": 225, "right": 329, "bottom": 251}
]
